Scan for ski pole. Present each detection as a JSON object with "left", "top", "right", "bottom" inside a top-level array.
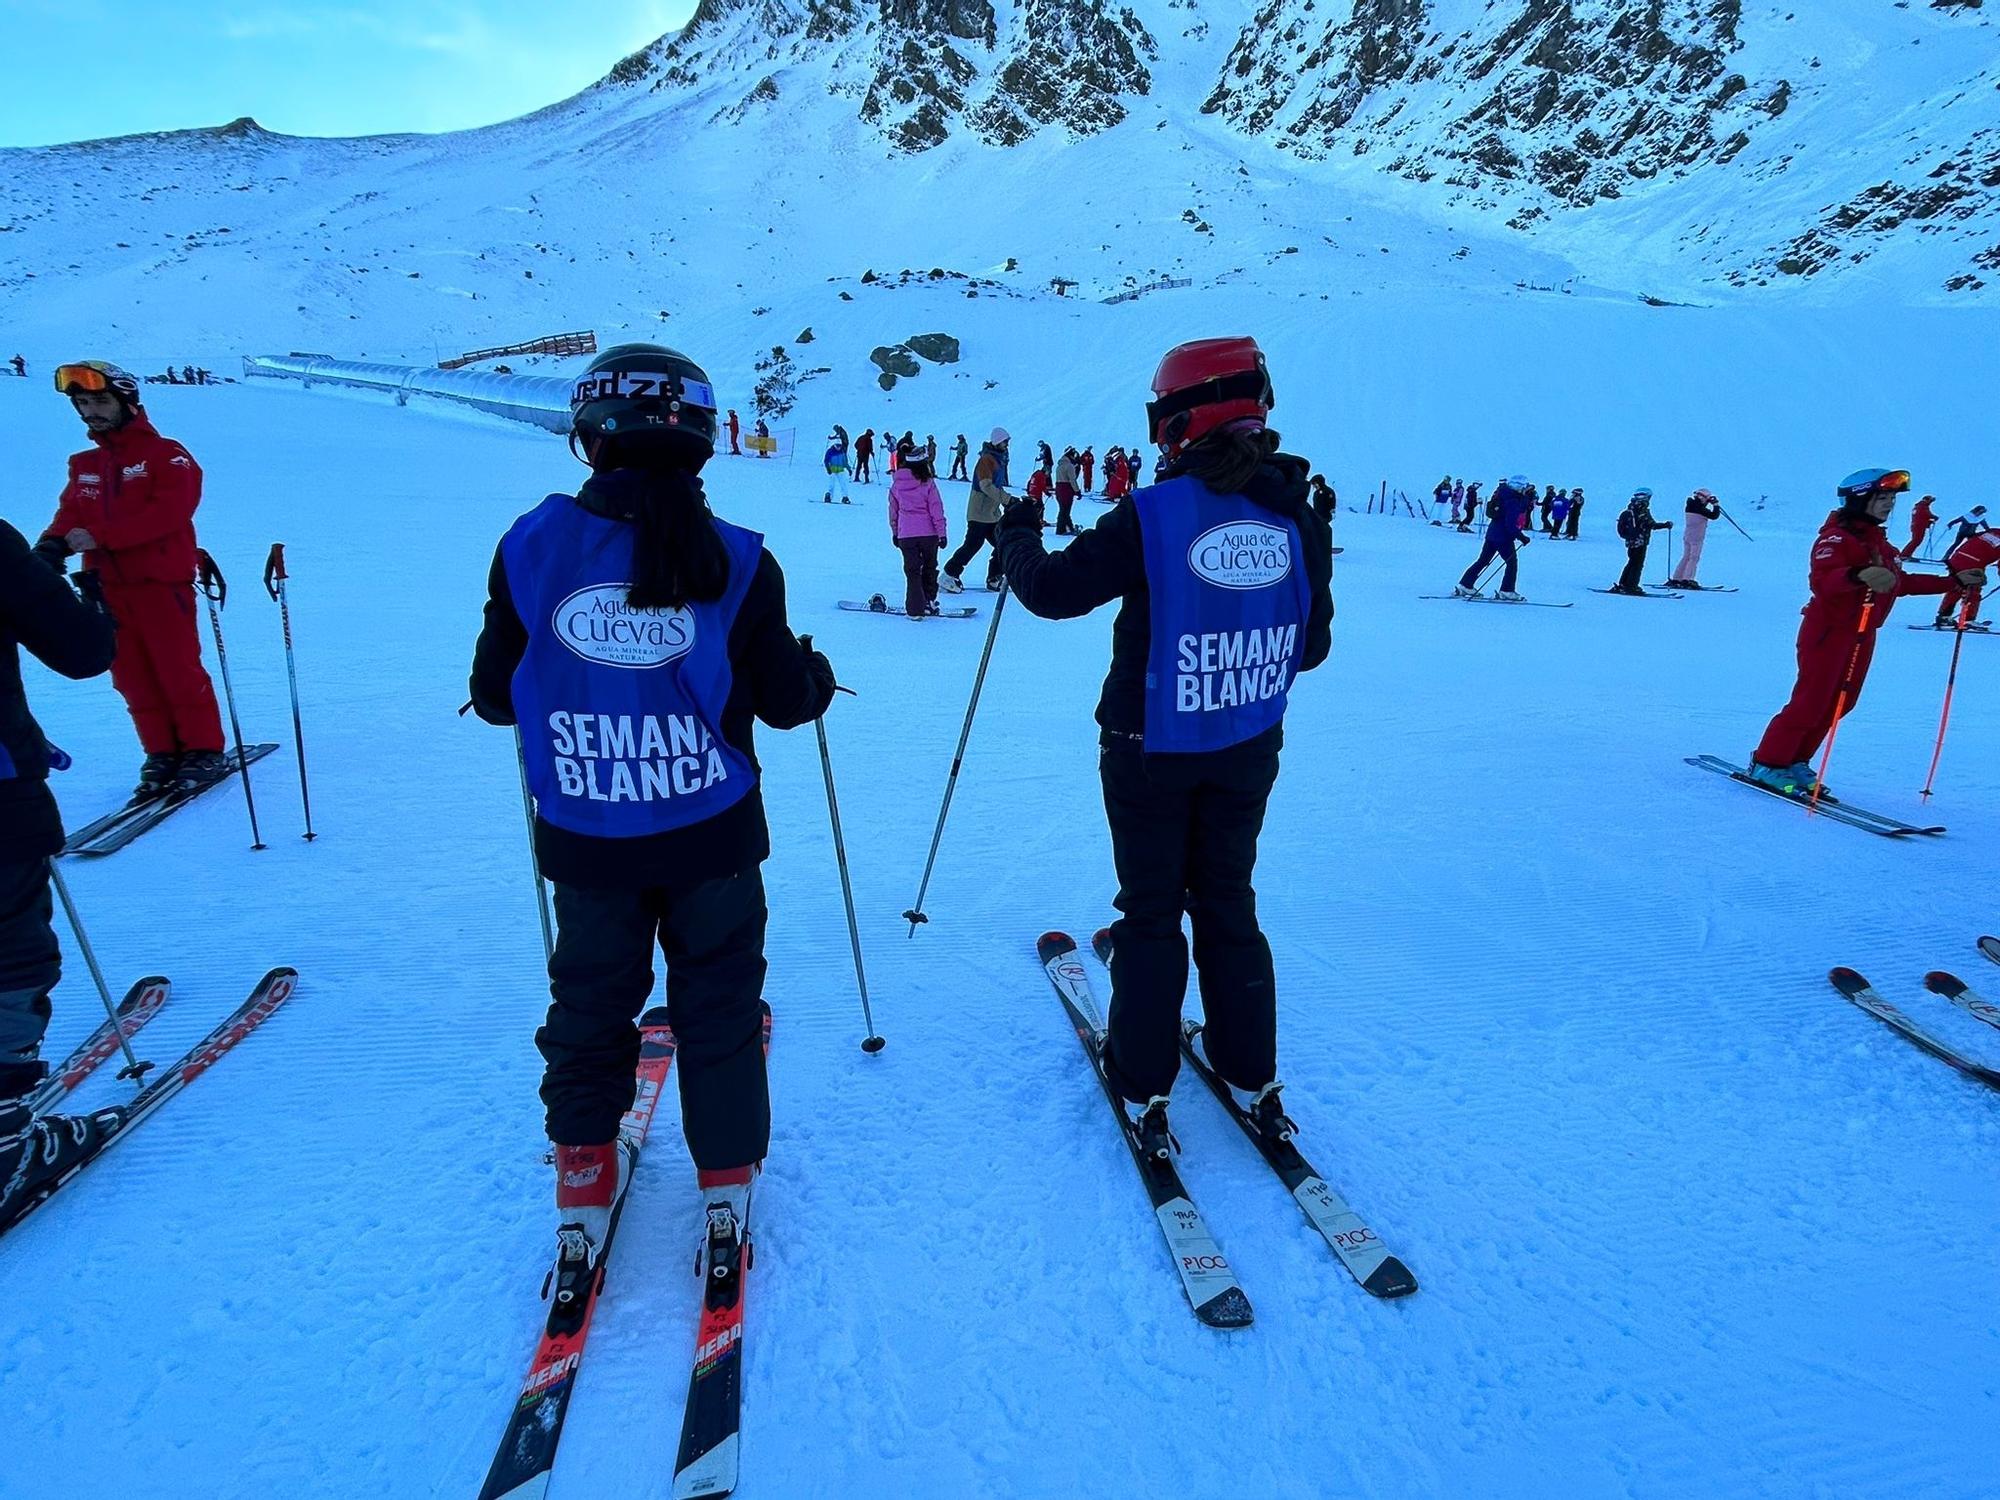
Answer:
[
  {"left": 1717, "top": 506, "right": 1756, "bottom": 543},
  {"left": 1919, "top": 593, "right": 1978, "bottom": 801},
  {"left": 195, "top": 549, "right": 267, "bottom": 851},
  {"left": 47, "top": 861, "right": 153, "bottom": 1085},
  {"left": 809, "top": 669, "right": 883, "bottom": 1053},
  {"left": 262, "top": 544, "right": 317, "bottom": 841},
  {"left": 1809, "top": 595, "right": 1875, "bottom": 816},
  {"left": 512, "top": 726, "right": 555, "bottom": 964},
  {"left": 904, "top": 584, "right": 1010, "bottom": 935}
]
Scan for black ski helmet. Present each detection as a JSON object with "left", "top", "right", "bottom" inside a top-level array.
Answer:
[{"left": 570, "top": 343, "right": 718, "bottom": 467}]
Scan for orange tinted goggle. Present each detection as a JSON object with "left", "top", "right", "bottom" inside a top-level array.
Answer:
[
  {"left": 1878, "top": 470, "right": 1912, "bottom": 495},
  {"left": 54, "top": 364, "right": 112, "bottom": 395}
]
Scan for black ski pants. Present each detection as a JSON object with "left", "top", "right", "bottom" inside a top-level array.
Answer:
[
  {"left": 1099, "top": 733, "right": 1281, "bottom": 1105},
  {"left": 0, "top": 855, "right": 60, "bottom": 1103},
  {"left": 944, "top": 522, "right": 1003, "bottom": 588},
  {"left": 1458, "top": 536, "right": 1520, "bottom": 594},
  {"left": 540, "top": 869, "right": 769, "bottom": 1170},
  {"left": 1617, "top": 545, "right": 1648, "bottom": 591},
  {"left": 1564, "top": 504, "right": 1583, "bottom": 539},
  {"left": 897, "top": 537, "right": 940, "bottom": 617}
]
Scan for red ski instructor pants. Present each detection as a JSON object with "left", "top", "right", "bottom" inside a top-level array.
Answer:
[
  {"left": 1754, "top": 615, "right": 1876, "bottom": 769},
  {"left": 101, "top": 580, "right": 225, "bottom": 756}
]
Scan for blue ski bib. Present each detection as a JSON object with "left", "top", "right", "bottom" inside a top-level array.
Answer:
[
  {"left": 500, "top": 494, "right": 763, "bottom": 838},
  {"left": 1135, "top": 476, "right": 1311, "bottom": 754}
]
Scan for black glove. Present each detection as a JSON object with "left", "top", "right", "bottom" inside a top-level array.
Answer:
[
  {"left": 998, "top": 498, "right": 1045, "bottom": 538},
  {"left": 31, "top": 536, "right": 70, "bottom": 574},
  {"left": 74, "top": 570, "right": 106, "bottom": 607}
]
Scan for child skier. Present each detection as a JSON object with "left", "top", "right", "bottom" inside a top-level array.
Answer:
[
  {"left": 889, "top": 438, "right": 948, "bottom": 618},
  {"left": 1610, "top": 489, "right": 1672, "bottom": 594}
]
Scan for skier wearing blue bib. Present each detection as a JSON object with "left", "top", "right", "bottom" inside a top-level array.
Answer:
[
  {"left": 997, "top": 337, "right": 1334, "bottom": 1159},
  {"left": 470, "top": 344, "right": 835, "bottom": 1270}
]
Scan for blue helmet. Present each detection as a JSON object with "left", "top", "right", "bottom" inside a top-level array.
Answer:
[{"left": 1836, "top": 468, "right": 1910, "bottom": 502}]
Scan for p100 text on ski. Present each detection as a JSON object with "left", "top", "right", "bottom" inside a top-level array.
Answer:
[{"left": 1175, "top": 625, "right": 1299, "bottom": 712}]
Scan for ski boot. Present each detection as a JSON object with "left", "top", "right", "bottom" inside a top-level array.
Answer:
[
  {"left": 1746, "top": 761, "right": 1819, "bottom": 797},
  {"left": 548, "top": 1137, "right": 635, "bottom": 1327},
  {"left": 1451, "top": 584, "right": 1479, "bottom": 599},
  {"left": 174, "top": 750, "right": 229, "bottom": 789},
  {"left": 1496, "top": 590, "right": 1526, "bottom": 602},
  {"left": 134, "top": 752, "right": 180, "bottom": 800},
  {"left": 1130, "top": 1096, "right": 1177, "bottom": 1169},
  {"left": 0, "top": 1097, "right": 124, "bottom": 1227},
  {"left": 939, "top": 573, "right": 964, "bottom": 594},
  {"left": 867, "top": 593, "right": 889, "bottom": 613}
]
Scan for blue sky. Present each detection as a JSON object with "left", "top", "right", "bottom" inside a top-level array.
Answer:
[{"left": 0, "top": 1, "right": 698, "bottom": 147}]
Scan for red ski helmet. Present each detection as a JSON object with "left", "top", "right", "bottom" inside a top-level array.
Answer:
[{"left": 1146, "top": 337, "right": 1274, "bottom": 457}]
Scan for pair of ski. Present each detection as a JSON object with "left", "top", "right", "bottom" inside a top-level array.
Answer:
[
  {"left": 1039, "top": 930, "right": 1416, "bottom": 1329},
  {"left": 836, "top": 599, "right": 978, "bottom": 619},
  {"left": 1685, "top": 755, "right": 1945, "bottom": 839},
  {"left": 1419, "top": 590, "right": 1571, "bottom": 609},
  {"left": 1829, "top": 950, "right": 2000, "bottom": 1090},
  {"left": 1591, "top": 586, "right": 1683, "bottom": 599},
  {"left": 62, "top": 743, "right": 278, "bottom": 857},
  {"left": 480, "top": 1003, "right": 771, "bottom": 1500},
  {"left": 1, "top": 966, "right": 298, "bottom": 1238}
]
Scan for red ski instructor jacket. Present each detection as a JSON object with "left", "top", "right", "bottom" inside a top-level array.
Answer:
[
  {"left": 43, "top": 414, "right": 204, "bottom": 586},
  {"left": 1801, "top": 510, "right": 1947, "bottom": 633}
]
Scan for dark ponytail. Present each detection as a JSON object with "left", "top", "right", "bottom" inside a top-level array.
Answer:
[
  {"left": 1164, "top": 423, "right": 1277, "bottom": 495},
  {"left": 626, "top": 465, "right": 730, "bottom": 611}
]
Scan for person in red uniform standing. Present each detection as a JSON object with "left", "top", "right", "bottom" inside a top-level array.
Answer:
[
  {"left": 1899, "top": 493, "right": 1937, "bottom": 560},
  {"left": 726, "top": 408, "right": 741, "bottom": 456},
  {"left": 1747, "top": 468, "right": 1985, "bottom": 794},
  {"left": 1932, "top": 522, "right": 2000, "bottom": 627},
  {"left": 38, "top": 361, "right": 225, "bottom": 797}
]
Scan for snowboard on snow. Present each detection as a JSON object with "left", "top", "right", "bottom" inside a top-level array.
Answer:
[
  {"left": 837, "top": 599, "right": 978, "bottom": 618},
  {"left": 63, "top": 744, "right": 279, "bottom": 857}
]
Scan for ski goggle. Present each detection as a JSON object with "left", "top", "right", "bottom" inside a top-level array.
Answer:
[
  {"left": 571, "top": 369, "right": 716, "bottom": 413},
  {"left": 54, "top": 362, "right": 127, "bottom": 396},
  {"left": 1836, "top": 468, "right": 1911, "bottom": 501}
]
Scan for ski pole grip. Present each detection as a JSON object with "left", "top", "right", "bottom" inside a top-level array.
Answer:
[
  {"left": 263, "top": 542, "right": 287, "bottom": 599},
  {"left": 195, "top": 547, "right": 227, "bottom": 606}
]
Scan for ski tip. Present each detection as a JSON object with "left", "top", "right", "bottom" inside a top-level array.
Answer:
[
  {"left": 1090, "top": 928, "right": 1113, "bottom": 963},
  {"left": 1363, "top": 1259, "right": 1420, "bottom": 1299},
  {"left": 1923, "top": 971, "right": 1967, "bottom": 998},
  {"left": 1195, "top": 1287, "right": 1255, "bottom": 1329},
  {"left": 1827, "top": 966, "right": 1871, "bottom": 998},
  {"left": 1037, "top": 931, "right": 1076, "bottom": 961},
  {"left": 1980, "top": 936, "right": 2000, "bottom": 964}
]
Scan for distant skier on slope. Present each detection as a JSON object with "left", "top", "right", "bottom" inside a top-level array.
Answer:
[
  {"left": 948, "top": 433, "right": 969, "bottom": 482},
  {"left": 940, "top": 428, "right": 1015, "bottom": 593},
  {"left": 822, "top": 429, "right": 852, "bottom": 504},
  {"left": 7, "top": 355, "right": 23, "bottom": 379},
  {"left": 1900, "top": 493, "right": 1937, "bottom": 561},
  {"left": 889, "top": 436, "right": 947, "bottom": 618},
  {"left": 853, "top": 428, "right": 875, "bottom": 484},
  {"left": 1745, "top": 468, "right": 1982, "bottom": 794},
  {"left": 726, "top": 409, "right": 741, "bottom": 456},
  {"left": 1562, "top": 486, "right": 1585, "bottom": 539},
  {"left": 468, "top": 343, "right": 836, "bottom": 1275},
  {"left": 1452, "top": 476, "right": 1535, "bottom": 600},
  {"left": 0, "top": 515, "right": 121, "bottom": 1223},
  {"left": 38, "top": 360, "right": 227, "bottom": 797},
  {"left": 1609, "top": 489, "right": 1671, "bottom": 594},
  {"left": 1080, "top": 446, "right": 1095, "bottom": 493},
  {"left": 1054, "top": 447, "right": 1081, "bottom": 536},
  {"left": 1667, "top": 489, "right": 1722, "bottom": 589},
  {"left": 994, "top": 335, "right": 1333, "bottom": 1157},
  {"left": 1458, "top": 480, "right": 1481, "bottom": 533},
  {"left": 1943, "top": 505, "right": 1989, "bottom": 552},
  {"left": 1932, "top": 518, "right": 2000, "bottom": 627},
  {"left": 1549, "top": 489, "right": 1572, "bottom": 538}
]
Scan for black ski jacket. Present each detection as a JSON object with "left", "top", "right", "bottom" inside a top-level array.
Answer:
[
  {"left": 469, "top": 472, "right": 836, "bottom": 889},
  {"left": 997, "top": 453, "right": 1334, "bottom": 743},
  {"left": 0, "top": 519, "right": 118, "bottom": 859}
]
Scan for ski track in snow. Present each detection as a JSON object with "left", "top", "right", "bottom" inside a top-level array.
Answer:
[{"left": 2, "top": 376, "right": 1998, "bottom": 1500}]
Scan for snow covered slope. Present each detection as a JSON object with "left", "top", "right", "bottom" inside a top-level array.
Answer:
[
  {"left": 2, "top": 371, "right": 1997, "bottom": 1500},
  {"left": 1, "top": 0, "right": 1997, "bottom": 382}
]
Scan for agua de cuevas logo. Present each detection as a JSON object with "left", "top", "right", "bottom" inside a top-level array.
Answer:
[{"left": 554, "top": 585, "right": 696, "bottom": 668}]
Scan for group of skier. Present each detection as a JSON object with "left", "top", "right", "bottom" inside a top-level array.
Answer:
[
  {"left": 2, "top": 360, "right": 234, "bottom": 1221},
  {"left": 1437, "top": 475, "right": 1586, "bottom": 539}
]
